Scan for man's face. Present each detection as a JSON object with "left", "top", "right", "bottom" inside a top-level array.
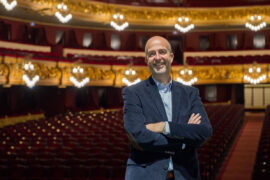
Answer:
[{"left": 145, "top": 39, "right": 174, "bottom": 75}]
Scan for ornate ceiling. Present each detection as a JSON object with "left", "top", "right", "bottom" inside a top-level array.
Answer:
[{"left": 0, "top": 0, "right": 270, "bottom": 31}]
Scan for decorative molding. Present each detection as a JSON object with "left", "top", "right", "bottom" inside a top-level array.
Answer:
[
  {"left": 0, "top": 55, "right": 269, "bottom": 86},
  {"left": 17, "top": 0, "right": 270, "bottom": 28}
]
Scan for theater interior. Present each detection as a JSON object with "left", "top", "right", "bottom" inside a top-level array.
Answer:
[{"left": 0, "top": 0, "right": 270, "bottom": 179}]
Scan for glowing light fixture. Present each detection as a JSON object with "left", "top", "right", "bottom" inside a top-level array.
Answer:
[
  {"left": 0, "top": 0, "right": 17, "bottom": 11},
  {"left": 122, "top": 65, "right": 141, "bottom": 86},
  {"left": 174, "top": 17, "right": 195, "bottom": 33},
  {"left": 244, "top": 61, "right": 267, "bottom": 84},
  {"left": 70, "top": 66, "right": 89, "bottom": 88},
  {"left": 70, "top": 76, "right": 89, "bottom": 88},
  {"left": 22, "top": 61, "right": 40, "bottom": 88},
  {"left": 110, "top": 13, "right": 129, "bottom": 31},
  {"left": 22, "top": 74, "right": 39, "bottom": 88},
  {"left": 245, "top": 15, "right": 267, "bottom": 31},
  {"left": 176, "top": 64, "right": 197, "bottom": 86},
  {"left": 55, "top": 2, "right": 72, "bottom": 23}
]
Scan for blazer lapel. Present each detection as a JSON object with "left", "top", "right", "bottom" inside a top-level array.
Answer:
[
  {"left": 145, "top": 77, "right": 168, "bottom": 122},
  {"left": 172, "top": 81, "right": 185, "bottom": 122}
]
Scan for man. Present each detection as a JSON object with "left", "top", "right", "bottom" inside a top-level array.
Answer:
[{"left": 123, "top": 36, "right": 212, "bottom": 180}]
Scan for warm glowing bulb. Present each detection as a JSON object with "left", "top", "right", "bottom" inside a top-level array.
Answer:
[
  {"left": 180, "top": 70, "right": 184, "bottom": 75},
  {"left": 24, "top": 64, "right": 29, "bottom": 70}
]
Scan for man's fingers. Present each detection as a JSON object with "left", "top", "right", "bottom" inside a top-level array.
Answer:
[
  {"left": 193, "top": 115, "right": 201, "bottom": 124},
  {"left": 188, "top": 113, "right": 201, "bottom": 124}
]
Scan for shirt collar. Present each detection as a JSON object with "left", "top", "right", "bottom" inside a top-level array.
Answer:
[{"left": 152, "top": 76, "right": 172, "bottom": 91}]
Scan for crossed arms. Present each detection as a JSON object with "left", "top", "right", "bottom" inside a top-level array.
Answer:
[{"left": 123, "top": 86, "right": 212, "bottom": 153}]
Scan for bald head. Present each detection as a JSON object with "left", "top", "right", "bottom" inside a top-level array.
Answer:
[{"left": 145, "top": 36, "right": 172, "bottom": 55}]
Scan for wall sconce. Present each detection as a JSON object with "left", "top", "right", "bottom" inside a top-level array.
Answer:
[
  {"left": 176, "top": 64, "right": 197, "bottom": 86},
  {"left": 0, "top": 0, "right": 17, "bottom": 11},
  {"left": 110, "top": 13, "right": 129, "bottom": 31},
  {"left": 70, "top": 66, "right": 89, "bottom": 88},
  {"left": 55, "top": 2, "right": 72, "bottom": 23},
  {"left": 245, "top": 15, "right": 266, "bottom": 31},
  {"left": 174, "top": 16, "right": 195, "bottom": 33},
  {"left": 244, "top": 61, "right": 267, "bottom": 84},
  {"left": 122, "top": 64, "right": 141, "bottom": 86},
  {"left": 22, "top": 61, "right": 40, "bottom": 88}
]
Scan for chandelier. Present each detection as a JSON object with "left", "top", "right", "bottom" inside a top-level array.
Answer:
[
  {"left": 110, "top": 13, "right": 129, "bottom": 31},
  {"left": 0, "top": 0, "right": 17, "bottom": 11},
  {"left": 244, "top": 61, "right": 267, "bottom": 84},
  {"left": 245, "top": 15, "right": 267, "bottom": 31},
  {"left": 122, "top": 65, "right": 141, "bottom": 86},
  {"left": 174, "top": 17, "right": 195, "bottom": 33},
  {"left": 55, "top": 2, "right": 72, "bottom": 23},
  {"left": 176, "top": 64, "right": 197, "bottom": 86},
  {"left": 70, "top": 66, "right": 89, "bottom": 88},
  {"left": 22, "top": 60, "right": 40, "bottom": 88}
]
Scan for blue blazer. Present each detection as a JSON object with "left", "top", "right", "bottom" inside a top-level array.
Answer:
[{"left": 123, "top": 77, "right": 212, "bottom": 180}]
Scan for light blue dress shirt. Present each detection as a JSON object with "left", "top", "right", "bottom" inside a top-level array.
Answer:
[{"left": 152, "top": 76, "right": 185, "bottom": 171}]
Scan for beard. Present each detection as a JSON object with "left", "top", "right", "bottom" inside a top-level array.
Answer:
[{"left": 148, "top": 61, "right": 170, "bottom": 75}]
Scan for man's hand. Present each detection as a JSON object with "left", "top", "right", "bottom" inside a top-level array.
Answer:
[
  {"left": 146, "top": 122, "right": 165, "bottom": 133},
  {"left": 188, "top": 113, "right": 201, "bottom": 124}
]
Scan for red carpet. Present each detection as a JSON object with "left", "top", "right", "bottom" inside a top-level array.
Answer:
[{"left": 217, "top": 112, "right": 264, "bottom": 180}]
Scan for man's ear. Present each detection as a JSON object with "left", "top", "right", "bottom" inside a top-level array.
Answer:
[
  {"left": 170, "top": 53, "right": 174, "bottom": 63},
  {"left": 145, "top": 57, "right": 148, "bottom": 64}
]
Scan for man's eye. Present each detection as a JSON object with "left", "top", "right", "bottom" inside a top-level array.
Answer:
[
  {"left": 148, "top": 52, "right": 155, "bottom": 57},
  {"left": 159, "top": 50, "right": 167, "bottom": 54}
]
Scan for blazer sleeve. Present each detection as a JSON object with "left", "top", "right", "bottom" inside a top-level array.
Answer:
[
  {"left": 168, "top": 88, "right": 213, "bottom": 147},
  {"left": 123, "top": 87, "right": 182, "bottom": 153}
]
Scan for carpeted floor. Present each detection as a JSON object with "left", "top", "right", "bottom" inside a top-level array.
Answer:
[{"left": 217, "top": 112, "right": 264, "bottom": 180}]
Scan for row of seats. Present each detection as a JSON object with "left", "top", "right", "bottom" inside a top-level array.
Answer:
[
  {"left": 0, "top": 110, "right": 128, "bottom": 180},
  {"left": 0, "top": 105, "right": 244, "bottom": 179},
  {"left": 199, "top": 104, "right": 244, "bottom": 180},
  {"left": 252, "top": 105, "right": 270, "bottom": 180}
]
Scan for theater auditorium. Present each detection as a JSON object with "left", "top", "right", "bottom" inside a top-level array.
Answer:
[{"left": 0, "top": 0, "right": 270, "bottom": 180}]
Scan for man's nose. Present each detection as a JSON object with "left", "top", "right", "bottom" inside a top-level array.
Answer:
[{"left": 154, "top": 52, "right": 161, "bottom": 60}]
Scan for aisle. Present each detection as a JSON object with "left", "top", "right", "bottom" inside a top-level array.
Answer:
[{"left": 217, "top": 112, "right": 264, "bottom": 180}]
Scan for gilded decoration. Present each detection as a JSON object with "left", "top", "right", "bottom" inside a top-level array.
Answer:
[
  {"left": 17, "top": 0, "right": 270, "bottom": 28},
  {"left": 0, "top": 56, "right": 270, "bottom": 87},
  {"left": 38, "top": 64, "right": 60, "bottom": 80}
]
